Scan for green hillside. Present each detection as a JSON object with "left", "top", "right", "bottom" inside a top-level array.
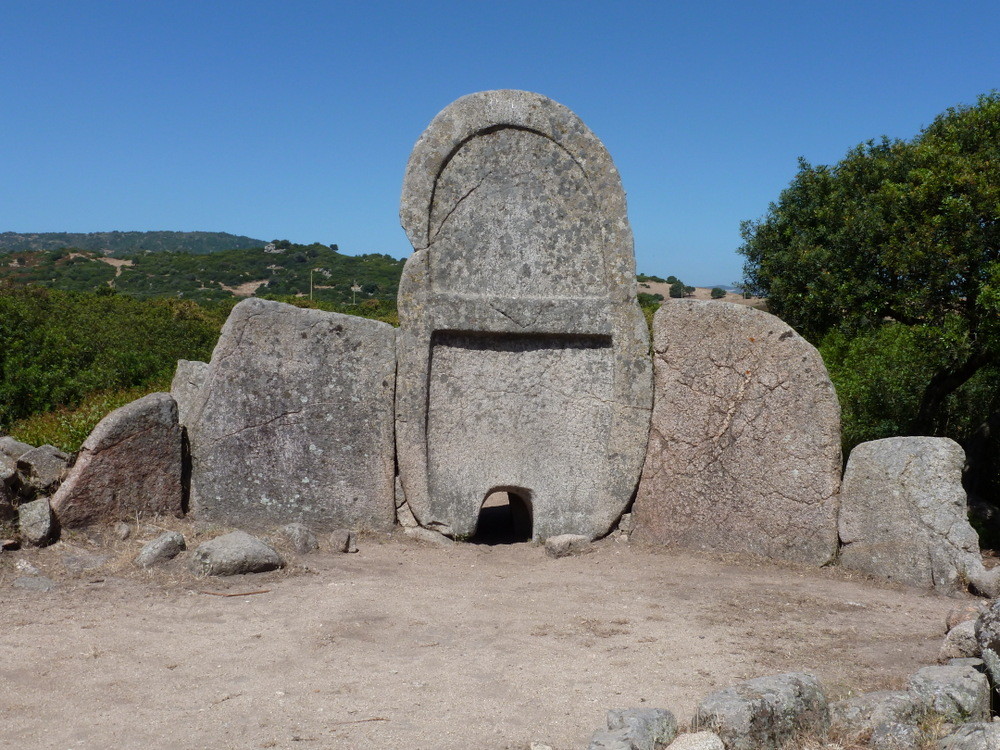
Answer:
[
  {"left": 0, "top": 231, "right": 265, "bottom": 256},
  {"left": 0, "top": 242, "right": 406, "bottom": 304}
]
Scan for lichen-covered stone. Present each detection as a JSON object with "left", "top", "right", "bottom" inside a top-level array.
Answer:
[
  {"left": 940, "top": 621, "right": 980, "bottom": 662},
  {"left": 632, "top": 301, "right": 841, "bottom": 565},
  {"left": 18, "top": 498, "right": 55, "bottom": 546},
  {"left": 50, "top": 393, "right": 183, "bottom": 528},
  {"left": 839, "top": 438, "right": 988, "bottom": 592},
  {"left": 939, "top": 722, "right": 1000, "bottom": 750},
  {"left": 694, "top": 672, "right": 829, "bottom": 750},
  {"left": 170, "top": 359, "right": 208, "bottom": 426},
  {"left": 605, "top": 707, "right": 677, "bottom": 750},
  {"left": 907, "top": 665, "right": 989, "bottom": 723},
  {"left": 189, "top": 531, "right": 284, "bottom": 576},
  {"left": 17, "top": 445, "right": 69, "bottom": 497},
  {"left": 396, "top": 90, "right": 652, "bottom": 541},
  {"left": 187, "top": 298, "right": 396, "bottom": 530}
]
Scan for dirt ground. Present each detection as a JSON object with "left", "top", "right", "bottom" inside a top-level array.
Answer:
[{"left": 1, "top": 525, "right": 963, "bottom": 750}]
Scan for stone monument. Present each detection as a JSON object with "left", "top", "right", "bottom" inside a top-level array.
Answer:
[{"left": 395, "top": 90, "right": 652, "bottom": 541}]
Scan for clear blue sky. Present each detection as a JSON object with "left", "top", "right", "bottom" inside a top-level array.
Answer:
[{"left": 2, "top": 1, "right": 998, "bottom": 286}]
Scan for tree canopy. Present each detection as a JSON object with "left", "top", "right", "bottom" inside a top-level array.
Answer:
[{"left": 739, "top": 92, "right": 1000, "bottom": 437}]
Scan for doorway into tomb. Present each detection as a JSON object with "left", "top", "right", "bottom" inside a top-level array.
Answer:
[{"left": 470, "top": 488, "right": 533, "bottom": 544}]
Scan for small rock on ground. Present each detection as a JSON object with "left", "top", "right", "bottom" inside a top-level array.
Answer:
[
  {"left": 113, "top": 522, "right": 131, "bottom": 540},
  {"left": 13, "top": 575, "right": 55, "bottom": 591},
  {"left": 189, "top": 531, "right": 284, "bottom": 576},
  {"left": 329, "top": 528, "right": 358, "bottom": 553},
  {"left": 545, "top": 534, "right": 591, "bottom": 558},
  {"left": 940, "top": 620, "right": 980, "bottom": 661},
  {"left": 279, "top": 523, "right": 319, "bottom": 554},
  {"left": 666, "top": 732, "right": 725, "bottom": 750},
  {"left": 907, "top": 665, "right": 989, "bottom": 723},
  {"left": 606, "top": 707, "right": 677, "bottom": 750},
  {"left": 135, "top": 531, "right": 186, "bottom": 568},
  {"left": 18, "top": 498, "right": 55, "bottom": 546}
]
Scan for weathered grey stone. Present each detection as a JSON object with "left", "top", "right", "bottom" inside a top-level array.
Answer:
[
  {"left": 606, "top": 707, "right": 677, "bottom": 750},
  {"left": 13, "top": 575, "right": 55, "bottom": 592},
  {"left": 631, "top": 301, "right": 841, "bottom": 565},
  {"left": 279, "top": 523, "right": 318, "bottom": 554},
  {"left": 187, "top": 298, "right": 396, "bottom": 531},
  {"left": 135, "top": 531, "right": 186, "bottom": 568},
  {"left": 907, "top": 665, "right": 989, "bottom": 723},
  {"left": 665, "top": 733, "right": 724, "bottom": 750},
  {"left": 189, "top": 531, "right": 284, "bottom": 576},
  {"left": 941, "top": 621, "right": 980, "bottom": 661},
  {"left": 170, "top": 359, "right": 209, "bottom": 426},
  {"left": 396, "top": 90, "right": 652, "bottom": 542},
  {"left": 113, "top": 522, "right": 131, "bottom": 540},
  {"left": 948, "top": 658, "right": 985, "bottom": 671},
  {"left": 693, "top": 672, "right": 829, "bottom": 750},
  {"left": 974, "top": 599, "right": 1000, "bottom": 690},
  {"left": 839, "top": 438, "right": 987, "bottom": 592},
  {"left": 328, "top": 528, "right": 357, "bottom": 553},
  {"left": 404, "top": 526, "right": 454, "bottom": 547},
  {"left": 617, "top": 513, "right": 635, "bottom": 535},
  {"left": 0, "top": 436, "right": 33, "bottom": 460},
  {"left": 939, "top": 722, "right": 1000, "bottom": 750},
  {"left": 829, "top": 690, "right": 922, "bottom": 748},
  {"left": 18, "top": 498, "right": 55, "bottom": 546},
  {"left": 544, "top": 534, "right": 591, "bottom": 558},
  {"left": 60, "top": 549, "right": 109, "bottom": 573},
  {"left": 16, "top": 445, "right": 69, "bottom": 497},
  {"left": 50, "top": 393, "right": 183, "bottom": 528},
  {"left": 949, "top": 602, "right": 988, "bottom": 631}
]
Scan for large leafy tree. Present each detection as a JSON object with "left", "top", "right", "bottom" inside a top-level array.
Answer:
[{"left": 740, "top": 93, "right": 1000, "bottom": 438}]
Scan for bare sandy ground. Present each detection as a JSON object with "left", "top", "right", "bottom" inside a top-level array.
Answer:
[{"left": 1, "top": 528, "right": 960, "bottom": 750}]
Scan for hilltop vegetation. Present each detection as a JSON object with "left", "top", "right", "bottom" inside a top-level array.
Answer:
[
  {"left": 0, "top": 231, "right": 264, "bottom": 256},
  {"left": 0, "top": 242, "right": 406, "bottom": 304}
]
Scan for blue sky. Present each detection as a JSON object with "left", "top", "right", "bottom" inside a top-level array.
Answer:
[{"left": 2, "top": 1, "right": 998, "bottom": 286}]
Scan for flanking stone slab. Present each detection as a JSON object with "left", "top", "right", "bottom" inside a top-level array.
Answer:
[
  {"left": 838, "top": 437, "right": 990, "bottom": 592},
  {"left": 631, "top": 300, "right": 841, "bottom": 565},
  {"left": 396, "top": 89, "right": 652, "bottom": 541},
  {"left": 187, "top": 298, "right": 396, "bottom": 530},
  {"left": 170, "top": 359, "right": 208, "bottom": 426},
  {"left": 50, "top": 392, "right": 183, "bottom": 527}
]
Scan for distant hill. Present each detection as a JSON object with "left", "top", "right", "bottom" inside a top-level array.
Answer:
[
  {"left": 0, "top": 231, "right": 265, "bottom": 256},
  {"left": 0, "top": 242, "right": 406, "bottom": 304}
]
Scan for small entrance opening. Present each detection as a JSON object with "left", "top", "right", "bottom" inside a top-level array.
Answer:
[{"left": 470, "top": 488, "right": 533, "bottom": 544}]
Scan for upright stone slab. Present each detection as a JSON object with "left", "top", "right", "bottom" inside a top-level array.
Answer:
[
  {"left": 632, "top": 300, "right": 841, "bottom": 565},
  {"left": 188, "top": 298, "right": 396, "bottom": 530},
  {"left": 50, "top": 392, "right": 183, "bottom": 527},
  {"left": 396, "top": 90, "right": 652, "bottom": 541},
  {"left": 170, "top": 359, "right": 208, "bottom": 426},
  {"left": 839, "top": 437, "right": 988, "bottom": 591}
]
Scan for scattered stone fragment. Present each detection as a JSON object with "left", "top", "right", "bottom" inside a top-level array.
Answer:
[
  {"left": 0, "top": 436, "right": 33, "bottom": 460},
  {"left": 396, "top": 90, "right": 652, "bottom": 542},
  {"left": 170, "top": 359, "right": 209, "bottom": 426},
  {"left": 606, "top": 707, "right": 677, "bottom": 750},
  {"left": 188, "top": 298, "right": 397, "bottom": 531},
  {"left": 135, "top": 532, "right": 186, "bottom": 568},
  {"left": 907, "top": 665, "right": 989, "bottom": 723},
  {"left": 113, "top": 522, "right": 132, "bottom": 541},
  {"left": 948, "top": 601, "right": 988, "bottom": 631},
  {"left": 839, "top": 437, "right": 990, "bottom": 593},
  {"left": 938, "top": 721, "right": 1000, "bottom": 750},
  {"left": 694, "top": 672, "right": 829, "bottom": 750},
  {"left": 940, "top": 621, "right": 980, "bottom": 662},
  {"left": 17, "top": 445, "right": 69, "bottom": 497},
  {"left": 189, "top": 531, "right": 284, "bottom": 577},
  {"left": 13, "top": 575, "right": 55, "bottom": 592},
  {"left": 829, "top": 690, "right": 921, "bottom": 748},
  {"left": 545, "top": 534, "right": 591, "bottom": 558},
  {"left": 279, "top": 523, "right": 319, "bottom": 554},
  {"left": 404, "top": 526, "right": 454, "bottom": 547},
  {"left": 665, "top": 732, "right": 725, "bottom": 750},
  {"left": 16, "top": 558, "right": 41, "bottom": 575},
  {"left": 18, "top": 498, "right": 55, "bottom": 546},
  {"left": 328, "top": 528, "right": 358, "bottom": 553},
  {"left": 50, "top": 393, "right": 183, "bottom": 528}
]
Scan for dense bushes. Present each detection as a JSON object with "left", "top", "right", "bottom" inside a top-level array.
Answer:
[{"left": 0, "top": 286, "right": 230, "bottom": 431}]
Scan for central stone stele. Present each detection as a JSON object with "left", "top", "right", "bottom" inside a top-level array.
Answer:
[{"left": 395, "top": 90, "right": 653, "bottom": 541}]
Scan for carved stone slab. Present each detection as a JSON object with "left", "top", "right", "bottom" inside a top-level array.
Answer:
[{"left": 396, "top": 90, "right": 652, "bottom": 540}]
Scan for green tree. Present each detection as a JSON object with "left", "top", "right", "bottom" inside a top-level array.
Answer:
[
  {"left": 739, "top": 92, "right": 1000, "bottom": 441},
  {"left": 669, "top": 280, "right": 685, "bottom": 298},
  {"left": 711, "top": 287, "right": 727, "bottom": 299}
]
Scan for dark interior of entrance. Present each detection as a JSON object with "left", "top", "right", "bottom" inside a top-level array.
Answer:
[{"left": 471, "top": 490, "right": 533, "bottom": 544}]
